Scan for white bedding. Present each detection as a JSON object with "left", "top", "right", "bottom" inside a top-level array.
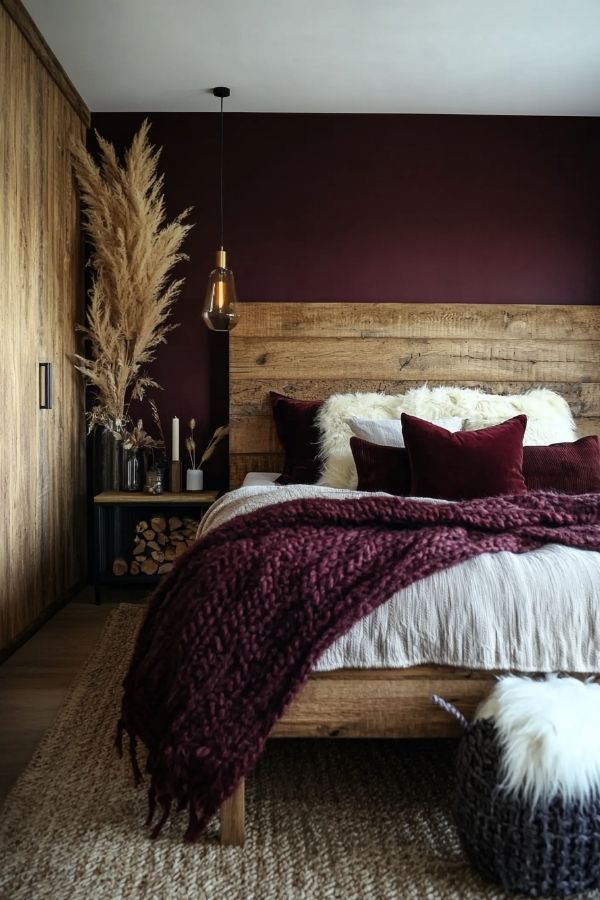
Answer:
[
  {"left": 241, "top": 472, "right": 281, "bottom": 487},
  {"left": 200, "top": 481, "right": 600, "bottom": 673}
]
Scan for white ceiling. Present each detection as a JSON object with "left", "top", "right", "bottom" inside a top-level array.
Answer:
[{"left": 27, "top": 0, "right": 600, "bottom": 115}]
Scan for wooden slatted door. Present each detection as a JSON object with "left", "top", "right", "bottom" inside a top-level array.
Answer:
[{"left": 0, "top": 3, "right": 88, "bottom": 652}]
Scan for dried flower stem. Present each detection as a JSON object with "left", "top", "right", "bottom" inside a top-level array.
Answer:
[
  {"left": 199, "top": 424, "right": 229, "bottom": 467},
  {"left": 185, "top": 422, "right": 229, "bottom": 470},
  {"left": 186, "top": 418, "right": 197, "bottom": 470},
  {"left": 149, "top": 398, "right": 167, "bottom": 448}
]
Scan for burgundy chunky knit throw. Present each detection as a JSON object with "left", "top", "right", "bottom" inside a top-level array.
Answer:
[{"left": 118, "top": 491, "right": 600, "bottom": 841}]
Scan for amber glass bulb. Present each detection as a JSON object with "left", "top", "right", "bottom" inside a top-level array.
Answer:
[{"left": 202, "top": 249, "right": 239, "bottom": 332}]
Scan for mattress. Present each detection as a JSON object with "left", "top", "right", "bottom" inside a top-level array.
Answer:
[{"left": 201, "top": 481, "right": 600, "bottom": 673}]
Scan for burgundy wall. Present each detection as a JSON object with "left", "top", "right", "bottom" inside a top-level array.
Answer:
[{"left": 90, "top": 113, "right": 600, "bottom": 487}]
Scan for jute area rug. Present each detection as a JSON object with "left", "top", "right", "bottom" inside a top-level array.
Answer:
[{"left": 2, "top": 606, "right": 597, "bottom": 900}]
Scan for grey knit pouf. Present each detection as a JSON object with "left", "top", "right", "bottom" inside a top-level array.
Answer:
[{"left": 453, "top": 716, "right": 600, "bottom": 897}]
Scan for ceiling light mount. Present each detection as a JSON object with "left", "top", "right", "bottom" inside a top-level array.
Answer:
[{"left": 212, "top": 86, "right": 230, "bottom": 99}]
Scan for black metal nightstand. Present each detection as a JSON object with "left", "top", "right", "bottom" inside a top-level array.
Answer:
[{"left": 92, "top": 490, "right": 219, "bottom": 603}]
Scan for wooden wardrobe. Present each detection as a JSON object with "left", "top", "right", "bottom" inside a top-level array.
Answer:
[{"left": 0, "top": 0, "right": 90, "bottom": 654}]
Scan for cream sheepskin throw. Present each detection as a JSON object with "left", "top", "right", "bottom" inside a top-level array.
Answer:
[
  {"left": 475, "top": 675, "right": 600, "bottom": 806},
  {"left": 317, "top": 385, "right": 577, "bottom": 489},
  {"left": 399, "top": 385, "right": 577, "bottom": 447}
]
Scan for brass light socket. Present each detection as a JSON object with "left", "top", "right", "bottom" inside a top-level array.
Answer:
[{"left": 216, "top": 248, "right": 227, "bottom": 269}]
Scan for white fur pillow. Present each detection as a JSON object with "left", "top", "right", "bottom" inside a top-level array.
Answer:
[
  {"left": 348, "top": 416, "right": 462, "bottom": 448},
  {"left": 316, "top": 392, "right": 406, "bottom": 489},
  {"left": 397, "top": 386, "right": 576, "bottom": 446}
]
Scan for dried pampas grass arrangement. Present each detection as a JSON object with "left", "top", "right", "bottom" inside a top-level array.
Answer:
[{"left": 71, "top": 120, "right": 193, "bottom": 436}]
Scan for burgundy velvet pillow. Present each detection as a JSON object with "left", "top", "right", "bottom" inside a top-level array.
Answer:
[
  {"left": 523, "top": 436, "right": 600, "bottom": 493},
  {"left": 270, "top": 392, "right": 323, "bottom": 485},
  {"left": 401, "top": 413, "right": 528, "bottom": 500},
  {"left": 350, "top": 437, "right": 411, "bottom": 496}
]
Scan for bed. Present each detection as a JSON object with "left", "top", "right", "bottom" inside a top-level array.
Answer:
[{"left": 215, "top": 301, "right": 600, "bottom": 844}]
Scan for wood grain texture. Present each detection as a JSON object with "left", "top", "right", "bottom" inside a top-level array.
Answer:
[
  {"left": 234, "top": 302, "right": 600, "bottom": 340},
  {"left": 94, "top": 491, "right": 219, "bottom": 506},
  {"left": 229, "top": 302, "right": 600, "bottom": 487},
  {"left": 0, "top": 0, "right": 90, "bottom": 125},
  {"left": 0, "top": 6, "right": 86, "bottom": 651},
  {"left": 219, "top": 779, "right": 246, "bottom": 846},
  {"left": 232, "top": 336, "right": 599, "bottom": 383},
  {"left": 231, "top": 379, "right": 600, "bottom": 417},
  {"left": 272, "top": 667, "right": 497, "bottom": 739}
]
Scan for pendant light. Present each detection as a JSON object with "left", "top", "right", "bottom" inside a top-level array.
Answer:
[{"left": 202, "top": 86, "right": 240, "bottom": 332}]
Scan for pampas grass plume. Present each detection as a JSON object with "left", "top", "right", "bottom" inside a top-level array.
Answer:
[{"left": 71, "top": 120, "right": 193, "bottom": 433}]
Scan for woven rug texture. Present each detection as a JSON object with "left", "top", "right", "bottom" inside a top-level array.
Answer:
[{"left": 2, "top": 604, "right": 599, "bottom": 900}]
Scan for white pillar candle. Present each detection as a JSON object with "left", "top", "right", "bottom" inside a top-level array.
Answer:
[{"left": 172, "top": 416, "right": 180, "bottom": 461}]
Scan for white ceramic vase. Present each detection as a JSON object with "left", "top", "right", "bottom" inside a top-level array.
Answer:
[{"left": 186, "top": 468, "right": 204, "bottom": 491}]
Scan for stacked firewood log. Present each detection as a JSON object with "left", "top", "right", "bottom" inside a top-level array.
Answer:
[{"left": 112, "top": 515, "right": 200, "bottom": 577}]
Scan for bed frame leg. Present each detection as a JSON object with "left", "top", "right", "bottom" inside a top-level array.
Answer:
[{"left": 220, "top": 778, "right": 245, "bottom": 846}]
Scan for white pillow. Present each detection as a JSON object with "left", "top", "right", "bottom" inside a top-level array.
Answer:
[
  {"left": 396, "top": 386, "right": 577, "bottom": 446},
  {"left": 348, "top": 416, "right": 462, "bottom": 448}
]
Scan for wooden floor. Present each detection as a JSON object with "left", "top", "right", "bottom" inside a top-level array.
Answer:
[{"left": 0, "top": 588, "right": 144, "bottom": 801}]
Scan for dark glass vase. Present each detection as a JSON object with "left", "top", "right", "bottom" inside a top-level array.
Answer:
[
  {"left": 95, "top": 428, "right": 121, "bottom": 492},
  {"left": 122, "top": 447, "right": 141, "bottom": 491}
]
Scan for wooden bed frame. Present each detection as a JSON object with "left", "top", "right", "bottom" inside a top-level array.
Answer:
[{"left": 220, "top": 301, "right": 600, "bottom": 845}]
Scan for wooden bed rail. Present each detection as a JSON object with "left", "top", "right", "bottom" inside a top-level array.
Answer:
[{"left": 219, "top": 663, "right": 503, "bottom": 844}]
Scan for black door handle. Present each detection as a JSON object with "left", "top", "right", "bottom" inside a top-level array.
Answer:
[{"left": 39, "top": 362, "right": 53, "bottom": 409}]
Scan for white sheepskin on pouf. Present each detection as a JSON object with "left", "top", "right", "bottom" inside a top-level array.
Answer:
[{"left": 476, "top": 675, "right": 600, "bottom": 806}]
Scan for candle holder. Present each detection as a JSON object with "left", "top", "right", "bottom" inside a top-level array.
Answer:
[{"left": 170, "top": 460, "right": 182, "bottom": 492}]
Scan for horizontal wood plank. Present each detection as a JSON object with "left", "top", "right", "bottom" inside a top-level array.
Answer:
[
  {"left": 271, "top": 664, "right": 599, "bottom": 738},
  {"left": 231, "top": 380, "right": 600, "bottom": 418},
  {"left": 231, "top": 337, "right": 600, "bottom": 384},
  {"left": 271, "top": 667, "right": 494, "bottom": 738},
  {"left": 235, "top": 302, "right": 600, "bottom": 341},
  {"left": 93, "top": 491, "right": 219, "bottom": 505}
]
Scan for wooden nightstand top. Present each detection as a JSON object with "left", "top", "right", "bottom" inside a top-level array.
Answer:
[{"left": 93, "top": 490, "right": 219, "bottom": 505}]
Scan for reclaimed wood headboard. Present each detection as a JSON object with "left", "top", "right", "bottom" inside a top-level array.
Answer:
[{"left": 229, "top": 302, "right": 600, "bottom": 488}]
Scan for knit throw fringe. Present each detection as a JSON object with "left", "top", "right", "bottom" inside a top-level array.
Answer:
[{"left": 117, "top": 491, "right": 600, "bottom": 841}]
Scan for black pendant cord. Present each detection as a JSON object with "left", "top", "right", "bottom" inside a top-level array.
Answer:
[{"left": 219, "top": 95, "right": 224, "bottom": 250}]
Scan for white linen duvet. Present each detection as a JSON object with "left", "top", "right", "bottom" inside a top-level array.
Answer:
[{"left": 198, "top": 480, "right": 600, "bottom": 673}]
